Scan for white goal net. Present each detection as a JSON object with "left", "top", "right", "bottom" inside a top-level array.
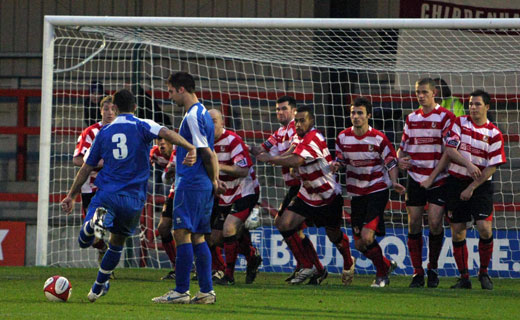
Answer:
[{"left": 38, "top": 17, "right": 520, "bottom": 278}]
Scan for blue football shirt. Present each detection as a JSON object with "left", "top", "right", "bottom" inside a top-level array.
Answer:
[
  {"left": 175, "top": 102, "right": 214, "bottom": 191},
  {"left": 86, "top": 114, "right": 164, "bottom": 201}
]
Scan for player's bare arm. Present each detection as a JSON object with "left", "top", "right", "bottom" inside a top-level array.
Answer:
[
  {"left": 158, "top": 127, "right": 196, "bottom": 166},
  {"left": 420, "top": 152, "right": 450, "bottom": 189},
  {"left": 249, "top": 144, "right": 266, "bottom": 156},
  {"left": 219, "top": 163, "right": 249, "bottom": 178},
  {"left": 460, "top": 166, "right": 497, "bottom": 201},
  {"left": 388, "top": 166, "right": 405, "bottom": 194},
  {"left": 200, "top": 147, "right": 221, "bottom": 194},
  {"left": 445, "top": 147, "right": 482, "bottom": 180},
  {"left": 61, "top": 163, "right": 95, "bottom": 214},
  {"left": 396, "top": 148, "right": 412, "bottom": 170},
  {"left": 164, "top": 161, "right": 176, "bottom": 180},
  {"left": 257, "top": 152, "right": 304, "bottom": 168}
]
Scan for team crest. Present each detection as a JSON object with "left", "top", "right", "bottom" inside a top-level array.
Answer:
[
  {"left": 483, "top": 136, "right": 489, "bottom": 143},
  {"left": 368, "top": 145, "right": 374, "bottom": 151},
  {"left": 431, "top": 122, "right": 437, "bottom": 128}
]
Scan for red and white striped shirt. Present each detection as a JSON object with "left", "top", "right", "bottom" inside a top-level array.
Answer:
[
  {"left": 73, "top": 122, "right": 103, "bottom": 193},
  {"left": 293, "top": 128, "right": 341, "bottom": 207},
  {"left": 262, "top": 119, "right": 300, "bottom": 186},
  {"left": 400, "top": 105, "right": 455, "bottom": 186},
  {"left": 216, "top": 129, "right": 260, "bottom": 205},
  {"left": 165, "top": 147, "right": 177, "bottom": 199},
  {"left": 446, "top": 116, "right": 506, "bottom": 180},
  {"left": 149, "top": 145, "right": 170, "bottom": 169},
  {"left": 336, "top": 126, "right": 397, "bottom": 197}
]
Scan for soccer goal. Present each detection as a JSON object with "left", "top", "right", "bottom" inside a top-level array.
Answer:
[{"left": 38, "top": 17, "right": 520, "bottom": 278}]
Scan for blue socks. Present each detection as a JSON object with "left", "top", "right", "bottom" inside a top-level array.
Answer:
[
  {"left": 92, "top": 243, "right": 122, "bottom": 294},
  {"left": 175, "top": 243, "right": 194, "bottom": 293},
  {"left": 194, "top": 242, "right": 213, "bottom": 293},
  {"left": 78, "top": 221, "right": 95, "bottom": 248}
]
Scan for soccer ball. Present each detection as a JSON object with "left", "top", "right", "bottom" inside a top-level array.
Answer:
[{"left": 43, "top": 276, "right": 72, "bottom": 302}]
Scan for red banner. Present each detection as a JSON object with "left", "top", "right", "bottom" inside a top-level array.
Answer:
[
  {"left": 400, "top": 0, "right": 520, "bottom": 18},
  {"left": 0, "top": 221, "right": 26, "bottom": 266}
]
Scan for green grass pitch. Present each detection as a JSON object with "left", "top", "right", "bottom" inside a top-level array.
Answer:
[{"left": 1, "top": 266, "right": 519, "bottom": 320}]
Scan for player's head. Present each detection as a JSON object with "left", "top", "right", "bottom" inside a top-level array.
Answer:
[
  {"left": 415, "top": 78, "right": 436, "bottom": 108},
  {"left": 113, "top": 89, "right": 136, "bottom": 113},
  {"left": 157, "top": 137, "right": 173, "bottom": 157},
  {"left": 294, "top": 105, "right": 315, "bottom": 138},
  {"left": 275, "top": 95, "right": 297, "bottom": 126},
  {"left": 167, "top": 72, "right": 196, "bottom": 107},
  {"left": 209, "top": 109, "right": 224, "bottom": 139},
  {"left": 469, "top": 89, "right": 491, "bottom": 124},
  {"left": 89, "top": 81, "right": 104, "bottom": 102},
  {"left": 99, "top": 95, "right": 117, "bottom": 125},
  {"left": 351, "top": 97, "right": 372, "bottom": 130}
]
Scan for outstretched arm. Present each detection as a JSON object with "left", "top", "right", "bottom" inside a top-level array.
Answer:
[
  {"left": 219, "top": 163, "right": 249, "bottom": 178},
  {"left": 159, "top": 128, "right": 196, "bottom": 166},
  {"left": 256, "top": 152, "right": 305, "bottom": 168},
  {"left": 61, "top": 163, "right": 95, "bottom": 214}
]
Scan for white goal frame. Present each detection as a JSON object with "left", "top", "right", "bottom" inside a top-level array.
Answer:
[{"left": 38, "top": 16, "right": 520, "bottom": 269}]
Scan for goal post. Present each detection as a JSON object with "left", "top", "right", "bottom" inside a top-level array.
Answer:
[{"left": 38, "top": 16, "right": 520, "bottom": 278}]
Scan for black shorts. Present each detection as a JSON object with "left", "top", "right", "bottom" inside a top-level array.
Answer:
[
  {"left": 81, "top": 192, "right": 96, "bottom": 220},
  {"left": 286, "top": 194, "right": 344, "bottom": 228},
  {"left": 278, "top": 184, "right": 300, "bottom": 216},
  {"left": 161, "top": 197, "right": 174, "bottom": 219},
  {"left": 405, "top": 176, "right": 447, "bottom": 207},
  {"left": 211, "top": 194, "right": 259, "bottom": 230},
  {"left": 351, "top": 189, "right": 389, "bottom": 238},
  {"left": 445, "top": 175, "right": 494, "bottom": 223}
]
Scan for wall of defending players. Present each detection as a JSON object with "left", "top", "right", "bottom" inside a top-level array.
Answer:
[{"left": 237, "top": 227, "right": 520, "bottom": 278}]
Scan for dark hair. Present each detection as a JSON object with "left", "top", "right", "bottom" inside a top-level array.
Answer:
[
  {"left": 296, "top": 105, "right": 314, "bottom": 119},
  {"left": 276, "top": 95, "right": 297, "bottom": 108},
  {"left": 352, "top": 97, "right": 372, "bottom": 116},
  {"left": 90, "top": 81, "right": 104, "bottom": 94},
  {"left": 167, "top": 72, "right": 196, "bottom": 93},
  {"left": 470, "top": 89, "right": 491, "bottom": 106},
  {"left": 433, "top": 78, "right": 452, "bottom": 98},
  {"left": 416, "top": 77, "right": 436, "bottom": 91},
  {"left": 113, "top": 89, "right": 136, "bottom": 113}
]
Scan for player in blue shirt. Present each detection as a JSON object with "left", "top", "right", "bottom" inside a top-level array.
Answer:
[
  {"left": 152, "top": 72, "right": 220, "bottom": 305},
  {"left": 61, "top": 88, "right": 196, "bottom": 303}
]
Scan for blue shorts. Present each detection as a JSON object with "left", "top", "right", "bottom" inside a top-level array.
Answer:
[
  {"left": 85, "top": 190, "right": 144, "bottom": 237},
  {"left": 173, "top": 189, "right": 213, "bottom": 234}
]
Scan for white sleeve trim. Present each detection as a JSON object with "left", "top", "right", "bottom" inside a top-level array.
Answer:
[{"left": 186, "top": 109, "right": 209, "bottom": 148}]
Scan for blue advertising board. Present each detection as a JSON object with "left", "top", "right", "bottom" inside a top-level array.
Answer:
[{"left": 235, "top": 227, "right": 520, "bottom": 278}]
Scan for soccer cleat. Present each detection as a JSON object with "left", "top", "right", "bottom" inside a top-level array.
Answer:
[
  {"left": 427, "top": 269, "right": 440, "bottom": 288},
  {"left": 371, "top": 276, "right": 390, "bottom": 288},
  {"left": 215, "top": 275, "right": 235, "bottom": 286},
  {"left": 212, "top": 270, "right": 224, "bottom": 281},
  {"left": 285, "top": 267, "right": 301, "bottom": 282},
  {"left": 190, "top": 290, "right": 216, "bottom": 304},
  {"left": 307, "top": 268, "right": 328, "bottom": 285},
  {"left": 161, "top": 270, "right": 176, "bottom": 280},
  {"left": 341, "top": 257, "right": 356, "bottom": 286},
  {"left": 450, "top": 277, "right": 472, "bottom": 289},
  {"left": 87, "top": 281, "right": 110, "bottom": 303},
  {"left": 388, "top": 260, "right": 398, "bottom": 274},
  {"left": 478, "top": 273, "right": 493, "bottom": 290},
  {"left": 151, "top": 290, "right": 190, "bottom": 304},
  {"left": 245, "top": 250, "right": 263, "bottom": 284},
  {"left": 91, "top": 207, "right": 107, "bottom": 239},
  {"left": 290, "top": 266, "right": 316, "bottom": 285},
  {"left": 409, "top": 273, "right": 425, "bottom": 288}
]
